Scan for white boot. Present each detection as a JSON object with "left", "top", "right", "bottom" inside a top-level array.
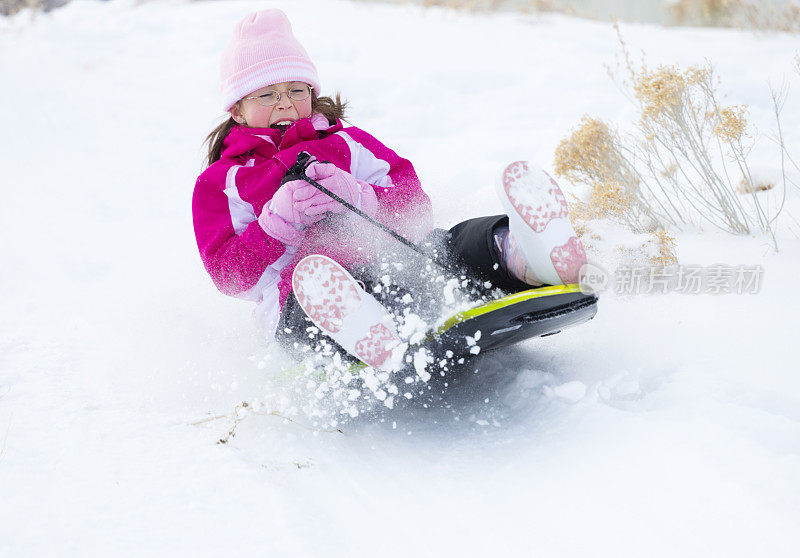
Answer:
[
  {"left": 496, "top": 161, "right": 587, "bottom": 285},
  {"left": 291, "top": 254, "right": 404, "bottom": 371}
]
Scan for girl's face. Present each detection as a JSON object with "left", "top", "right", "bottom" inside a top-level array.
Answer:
[{"left": 230, "top": 81, "right": 313, "bottom": 129}]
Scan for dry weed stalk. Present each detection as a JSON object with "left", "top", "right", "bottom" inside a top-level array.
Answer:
[
  {"left": 782, "top": 58, "right": 800, "bottom": 193},
  {"left": 205, "top": 401, "right": 344, "bottom": 444},
  {"left": 669, "top": 0, "right": 800, "bottom": 33},
  {"left": 0, "top": 421, "right": 10, "bottom": 465},
  {"left": 556, "top": 23, "right": 785, "bottom": 249},
  {"left": 736, "top": 178, "right": 774, "bottom": 194}
]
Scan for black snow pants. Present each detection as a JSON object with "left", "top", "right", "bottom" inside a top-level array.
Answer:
[{"left": 274, "top": 214, "right": 531, "bottom": 353}]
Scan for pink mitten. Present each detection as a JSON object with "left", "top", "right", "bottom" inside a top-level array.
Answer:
[
  {"left": 258, "top": 207, "right": 305, "bottom": 247},
  {"left": 299, "top": 162, "right": 378, "bottom": 219},
  {"left": 257, "top": 179, "right": 326, "bottom": 247},
  {"left": 269, "top": 179, "right": 326, "bottom": 226}
]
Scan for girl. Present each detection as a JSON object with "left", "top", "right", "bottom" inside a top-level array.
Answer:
[{"left": 192, "top": 9, "right": 586, "bottom": 371}]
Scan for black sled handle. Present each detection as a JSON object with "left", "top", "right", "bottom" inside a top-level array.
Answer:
[{"left": 283, "top": 152, "right": 454, "bottom": 273}]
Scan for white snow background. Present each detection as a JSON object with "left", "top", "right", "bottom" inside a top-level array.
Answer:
[{"left": 2, "top": 0, "right": 800, "bottom": 556}]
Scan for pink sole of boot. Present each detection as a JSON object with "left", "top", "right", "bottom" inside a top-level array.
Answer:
[
  {"left": 550, "top": 236, "right": 587, "bottom": 285},
  {"left": 292, "top": 256, "right": 361, "bottom": 334},
  {"left": 353, "top": 323, "right": 399, "bottom": 369},
  {"left": 501, "top": 161, "right": 587, "bottom": 284},
  {"left": 292, "top": 255, "right": 401, "bottom": 370}
]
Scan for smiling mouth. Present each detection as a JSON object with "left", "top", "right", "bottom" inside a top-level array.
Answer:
[{"left": 270, "top": 119, "right": 295, "bottom": 128}]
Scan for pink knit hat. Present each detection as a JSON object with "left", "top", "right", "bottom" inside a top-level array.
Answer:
[{"left": 219, "top": 9, "right": 320, "bottom": 111}]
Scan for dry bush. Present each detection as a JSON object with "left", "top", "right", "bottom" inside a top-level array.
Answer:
[
  {"left": 556, "top": 116, "right": 660, "bottom": 234},
  {"left": 668, "top": 0, "right": 800, "bottom": 33},
  {"left": 668, "top": 0, "right": 740, "bottom": 26},
  {"left": 555, "top": 23, "right": 787, "bottom": 250},
  {"left": 0, "top": 0, "right": 41, "bottom": 16},
  {"left": 0, "top": 0, "right": 65, "bottom": 17},
  {"left": 555, "top": 116, "right": 679, "bottom": 265},
  {"left": 648, "top": 230, "right": 678, "bottom": 266}
]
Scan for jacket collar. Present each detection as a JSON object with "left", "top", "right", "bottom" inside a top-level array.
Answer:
[{"left": 220, "top": 114, "right": 343, "bottom": 160}]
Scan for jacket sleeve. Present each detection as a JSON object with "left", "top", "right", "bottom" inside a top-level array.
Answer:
[
  {"left": 192, "top": 164, "right": 287, "bottom": 298},
  {"left": 338, "top": 127, "right": 434, "bottom": 242}
]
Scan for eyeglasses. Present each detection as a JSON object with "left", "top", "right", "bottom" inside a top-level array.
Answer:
[{"left": 243, "top": 84, "right": 313, "bottom": 107}]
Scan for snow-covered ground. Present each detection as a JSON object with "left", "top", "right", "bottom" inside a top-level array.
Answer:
[{"left": 2, "top": 0, "right": 799, "bottom": 556}]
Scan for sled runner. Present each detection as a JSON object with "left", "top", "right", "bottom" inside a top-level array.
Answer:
[{"left": 421, "top": 284, "right": 597, "bottom": 361}]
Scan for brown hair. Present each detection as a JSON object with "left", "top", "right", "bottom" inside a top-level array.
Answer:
[{"left": 203, "top": 92, "right": 348, "bottom": 168}]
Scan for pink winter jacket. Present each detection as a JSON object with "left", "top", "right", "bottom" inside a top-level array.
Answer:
[{"left": 192, "top": 114, "right": 434, "bottom": 336}]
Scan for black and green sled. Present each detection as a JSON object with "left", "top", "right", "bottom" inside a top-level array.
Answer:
[
  {"left": 414, "top": 284, "right": 597, "bottom": 362},
  {"left": 423, "top": 284, "right": 596, "bottom": 356},
  {"left": 281, "top": 285, "right": 597, "bottom": 378},
  {"left": 349, "top": 284, "right": 598, "bottom": 372}
]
